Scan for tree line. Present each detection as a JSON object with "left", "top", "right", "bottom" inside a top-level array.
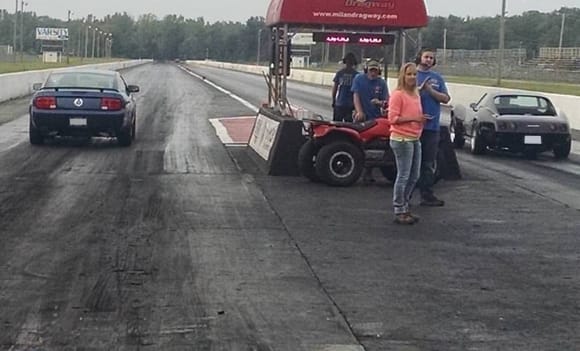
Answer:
[{"left": 0, "top": 7, "right": 578, "bottom": 62}]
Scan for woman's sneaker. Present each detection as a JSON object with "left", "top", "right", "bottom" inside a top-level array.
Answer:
[
  {"left": 394, "top": 213, "right": 416, "bottom": 225},
  {"left": 407, "top": 212, "right": 420, "bottom": 222}
]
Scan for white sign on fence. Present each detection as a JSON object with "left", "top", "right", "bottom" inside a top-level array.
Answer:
[
  {"left": 36, "top": 27, "right": 69, "bottom": 41},
  {"left": 291, "top": 33, "right": 315, "bottom": 46}
]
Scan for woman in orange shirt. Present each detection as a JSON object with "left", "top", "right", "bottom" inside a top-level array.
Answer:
[{"left": 388, "top": 63, "right": 430, "bottom": 225}]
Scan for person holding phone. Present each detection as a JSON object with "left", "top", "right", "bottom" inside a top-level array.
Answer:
[
  {"left": 352, "top": 59, "right": 388, "bottom": 123},
  {"left": 415, "top": 48, "right": 451, "bottom": 207},
  {"left": 388, "top": 62, "right": 429, "bottom": 224}
]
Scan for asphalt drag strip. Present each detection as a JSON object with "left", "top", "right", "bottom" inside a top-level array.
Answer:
[{"left": 228, "top": 145, "right": 580, "bottom": 350}]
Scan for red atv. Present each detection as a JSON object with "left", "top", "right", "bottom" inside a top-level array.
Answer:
[{"left": 298, "top": 117, "right": 397, "bottom": 186}]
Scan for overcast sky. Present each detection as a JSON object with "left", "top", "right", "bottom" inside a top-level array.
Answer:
[{"left": 6, "top": 0, "right": 578, "bottom": 22}]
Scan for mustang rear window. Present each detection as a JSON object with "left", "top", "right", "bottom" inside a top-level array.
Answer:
[
  {"left": 45, "top": 73, "right": 117, "bottom": 90},
  {"left": 494, "top": 95, "right": 556, "bottom": 116}
]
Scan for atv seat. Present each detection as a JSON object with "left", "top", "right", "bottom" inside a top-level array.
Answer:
[{"left": 333, "top": 120, "right": 378, "bottom": 132}]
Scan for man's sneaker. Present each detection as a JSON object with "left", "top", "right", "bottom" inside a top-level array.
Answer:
[
  {"left": 420, "top": 195, "right": 445, "bottom": 207},
  {"left": 394, "top": 213, "right": 416, "bottom": 225}
]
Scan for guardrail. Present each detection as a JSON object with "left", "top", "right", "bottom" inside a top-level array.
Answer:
[
  {"left": 0, "top": 59, "right": 152, "bottom": 103},
  {"left": 188, "top": 60, "right": 580, "bottom": 131}
]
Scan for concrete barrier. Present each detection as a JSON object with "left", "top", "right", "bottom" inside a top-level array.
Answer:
[
  {"left": 249, "top": 107, "right": 305, "bottom": 176},
  {"left": 189, "top": 60, "right": 580, "bottom": 131},
  {"left": 0, "top": 60, "right": 152, "bottom": 103}
]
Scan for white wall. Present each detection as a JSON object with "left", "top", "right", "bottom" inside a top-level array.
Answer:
[
  {"left": 189, "top": 60, "right": 580, "bottom": 131},
  {"left": 0, "top": 60, "right": 152, "bottom": 103}
]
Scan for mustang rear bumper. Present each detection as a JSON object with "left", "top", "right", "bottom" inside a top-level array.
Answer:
[{"left": 31, "top": 111, "right": 128, "bottom": 137}]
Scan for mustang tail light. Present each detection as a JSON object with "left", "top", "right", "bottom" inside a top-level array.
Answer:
[
  {"left": 34, "top": 96, "right": 57, "bottom": 109},
  {"left": 100, "top": 98, "right": 123, "bottom": 111}
]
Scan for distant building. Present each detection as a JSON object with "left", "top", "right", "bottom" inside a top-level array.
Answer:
[{"left": 0, "top": 45, "right": 14, "bottom": 56}]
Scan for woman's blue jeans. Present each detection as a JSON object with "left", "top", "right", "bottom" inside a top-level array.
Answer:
[{"left": 390, "top": 139, "right": 422, "bottom": 215}]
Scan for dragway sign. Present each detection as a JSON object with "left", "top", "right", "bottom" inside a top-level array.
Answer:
[{"left": 36, "top": 27, "right": 69, "bottom": 41}]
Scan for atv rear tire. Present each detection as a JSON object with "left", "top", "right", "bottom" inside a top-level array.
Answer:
[
  {"left": 298, "top": 140, "right": 320, "bottom": 182},
  {"left": 380, "top": 165, "right": 397, "bottom": 183}
]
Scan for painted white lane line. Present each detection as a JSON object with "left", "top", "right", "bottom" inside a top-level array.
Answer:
[
  {"left": 178, "top": 65, "right": 258, "bottom": 113},
  {"left": 208, "top": 118, "right": 234, "bottom": 144}
]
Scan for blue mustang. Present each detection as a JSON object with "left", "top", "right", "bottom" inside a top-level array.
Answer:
[{"left": 29, "top": 69, "right": 139, "bottom": 146}]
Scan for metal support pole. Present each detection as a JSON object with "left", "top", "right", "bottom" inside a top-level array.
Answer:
[
  {"left": 443, "top": 28, "right": 447, "bottom": 65},
  {"left": 66, "top": 10, "right": 71, "bottom": 64},
  {"left": 392, "top": 35, "right": 398, "bottom": 68},
  {"left": 19, "top": 0, "right": 24, "bottom": 62},
  {"left": 91, "top": 27, "right": 96, "bottom": 58},
  {"left": 496, "top": 0, "right": 506, "bottom": 86},
  {"left": 84, "top": 25, "right": 89, "bottom": 58},
  {"left": 282, "top": 24, "right": 289, "bottom": 110},
  {"left": 77, "top": 21, "right": 82, "bottom": 60},
  {"left": 96, "top": 32, "right": 100, "bottom": 58},
  {"left": 273, "top": 27, "right": 280, "bottom": 107},
  {"left": 13, "top": 0, "right": 17, "bottom": 62},
  {"left": 320, "top": 40, "right": 325, "bottom": 70},
  {"left": 256, "top": 28, "right": 262, "bottom": 66},
  {"left": 383, "top": 44, "right": 389, "bottom": 80},
  {"left": 400, "top": 30, "right": 407, "bottom": 65},
  {"left": 558, "top": 13, "right": 566, "bottom": 59}
]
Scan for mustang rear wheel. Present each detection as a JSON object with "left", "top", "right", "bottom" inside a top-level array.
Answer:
[
  {"left": 315, "top": 141, "right": 364, "bottom": 187},
  {"left": 131, "top": 118, "right": 137, "bottom": 140},
  {"left": 117, "top": 127, "right": 133, "bottom": 147},
  {"left": 29, "top": 120, "right": 44, "bottom": 145}
]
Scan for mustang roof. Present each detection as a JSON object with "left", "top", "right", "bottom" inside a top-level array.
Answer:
[{"left": 266, "top": 0, "right": 428, "bottom": 30}]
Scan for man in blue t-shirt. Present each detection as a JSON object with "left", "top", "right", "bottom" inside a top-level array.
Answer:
[
  {"left": 351, "top": 59, "right": 388, "bottom": 122},
  {"left": 332, "top": 53, "right": 359, "bottom": 122},
  {"left": 416, "top": 48, "right": 451, "bottom": 206},
  {"left": 351, "top": 58, "right": 389, "bottom": 183}
]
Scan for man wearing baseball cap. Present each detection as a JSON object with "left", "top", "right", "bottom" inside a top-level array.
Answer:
[
  {"left": 351, "top": 59, "right": 388, "bottom": 123},
  {"left": 351, "top": 58, "right": 389, "bottom": 183}
]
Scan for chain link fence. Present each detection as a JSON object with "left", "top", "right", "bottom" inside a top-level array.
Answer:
[{"left": 434, "top": 48, "right": 580, "bottom": 84}]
